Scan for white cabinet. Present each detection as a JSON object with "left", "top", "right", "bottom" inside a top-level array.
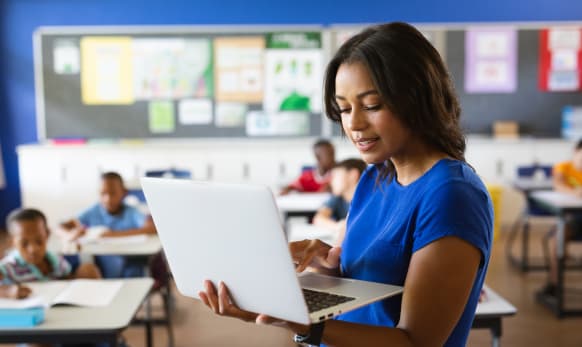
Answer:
[{"left": 17, "top": 137, "right": 575, "bottom": 231}]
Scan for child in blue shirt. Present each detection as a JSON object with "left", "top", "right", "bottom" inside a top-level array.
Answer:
[
  {"left": 0, "top": 208, "right": 100, "bottom": 299},
  {"left": 313, "top": 158, "right": 367, "bottom": 244},
  {"left": 59, "top": 172, "right": 156, "bottom": 278},
  {"left": 199, "top": 22, "right": 492, "bottom": 347}
]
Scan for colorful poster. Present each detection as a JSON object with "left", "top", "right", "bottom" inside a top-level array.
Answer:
[
  {"left": 264, "top": 33, "right": 323, "bottom": 113},
  {"left": 80, "top": 37, "right": 133, "bottom": 104},
  {"left": 539, "top": 27, "right": 582, "bottom": 92},
  {"left": 214, "top": 37, "right": 264, "bottom": 102},
  {"left": 178, "top": 99, "right": 212, "bottom": 125},
  {"left": 215, "top": 102, "right": 247, "bottom": 127},
  {"left": 149, "top": 101, "right": 175, "bottom": 133},
  {"left": 53, "top": 39, "right": 80, "bottom": 74},
  {"left": 465, "top": 28, "right": 517, "bottom": 93},
  {"left": 246, "top": 110, "right": 309, "bottom": 136},
  {"left": 133, "top": 38, "right": 213, "bottom": 99}
]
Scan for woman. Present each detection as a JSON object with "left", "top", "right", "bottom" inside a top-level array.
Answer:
[{"left": 200, "top": 22, "right": 493, "bottom": 346}]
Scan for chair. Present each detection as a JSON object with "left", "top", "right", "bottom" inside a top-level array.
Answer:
[
  {"left": 127, "top": 168, "right": 192, "bottom": 203},
  {"left": 506, "top": 164, "right": 554, "bottom": 272}
]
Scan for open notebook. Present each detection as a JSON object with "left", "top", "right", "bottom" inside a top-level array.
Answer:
[{"left": 0, "top": 279, "right": 122, "bottom": 309}]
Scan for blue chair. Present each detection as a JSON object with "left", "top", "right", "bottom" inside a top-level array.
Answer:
[
  {"left": 506, "top": 164, "right": 554, "bottom": 272},
  {"left": 128, "top": 168, "right": 192, "bottom": 203}
]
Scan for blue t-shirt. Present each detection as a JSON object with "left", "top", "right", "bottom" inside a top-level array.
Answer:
[
  {"left": 78, "top": 203, "right": 146, "bottom": 230},
  {"left": 323, "top": 195, "right": 350, "bottom": 221},
  {"left": 338, "top": 159, "right": 493, "bottom": 346},
  {"left": 77, "top": 203, "right": 147, "bottom": 278}
]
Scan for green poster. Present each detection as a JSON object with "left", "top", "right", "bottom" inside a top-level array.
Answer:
[{"left": 149, "top": 101, "right": 175, "bottom": 133}]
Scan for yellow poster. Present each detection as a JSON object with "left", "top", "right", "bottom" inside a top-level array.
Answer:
[
  {"left": 214, "top": 37, "right": 264, "bottom": 102},
  {"left": 81, "top": 37, "right": 133, "bottom": 105}
]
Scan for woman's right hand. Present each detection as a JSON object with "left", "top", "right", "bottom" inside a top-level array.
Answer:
[{"left": 289, "top": 239, "right": 341, "bottom": 275}]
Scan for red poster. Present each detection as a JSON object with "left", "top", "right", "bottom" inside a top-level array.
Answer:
[{"left": 539, "top": 28, "right": 582, "bottom": 92}]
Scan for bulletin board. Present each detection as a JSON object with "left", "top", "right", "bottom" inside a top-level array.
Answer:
[
  {"left": 329, "top": 24, "right": 582, "bottom": 138},
  {"left": 34, "top": 26, "right": 326, "bottom": 139}
]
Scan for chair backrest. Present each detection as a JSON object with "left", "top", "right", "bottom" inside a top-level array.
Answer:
[
  {"left": 517, "top": 164, "right": 554, "bottom": 216},
  {"left": 517, "top": 164, "right": 553, "bottom": 179},
  {"left": 146, "top": 168, "right": 192, "bottom": 179}
]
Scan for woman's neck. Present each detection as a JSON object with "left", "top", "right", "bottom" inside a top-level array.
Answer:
[{"left": 391, "top": 142, "right": 449, "bottom": 186}]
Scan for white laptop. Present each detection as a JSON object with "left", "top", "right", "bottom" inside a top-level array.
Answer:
[{"left": 141, "top": 177, "right": 402, "bottom": 325}]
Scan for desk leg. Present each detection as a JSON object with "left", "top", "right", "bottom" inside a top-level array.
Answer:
[
  {"left": 145, "top": 318, "right": 153, "bottom": 347},
  {"left": 557, "top": 217, "right": 566, "bottom": 317},
  {"left": 490, "top": 318, "right": 501, "bottom": 347}
]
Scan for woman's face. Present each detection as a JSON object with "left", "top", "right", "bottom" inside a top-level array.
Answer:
[{"left": 335, "top": 62, "right": 412, "bottom": 164}]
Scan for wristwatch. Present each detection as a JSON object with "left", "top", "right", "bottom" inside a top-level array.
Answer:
[{"left": 293, "top": 322, "right": 326, "bottom": 346}]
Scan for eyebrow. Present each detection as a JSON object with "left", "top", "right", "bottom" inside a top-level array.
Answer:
[{"left": 335, "top": 90, "right": 379, "bottom": 100}]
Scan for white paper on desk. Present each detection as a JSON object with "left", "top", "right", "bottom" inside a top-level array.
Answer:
[
  {"left": 52, "top": 280, "right": 122, "bottom": 307},
  {"left": 78, "top": 226, "right": 108, "bottom": 245}
]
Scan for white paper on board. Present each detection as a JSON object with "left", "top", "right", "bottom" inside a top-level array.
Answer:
[
  {"left": 215, "top": 102, "right": 247, "bottom": 127},
  {"left": 54, "top": 39, "right": 80, "bottom": 74},
  {"left": 178, "top": 99, "right": 213, "bottom": 125}
]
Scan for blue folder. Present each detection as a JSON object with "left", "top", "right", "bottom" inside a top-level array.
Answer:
[{"left": 0, "top": 307, "right": 45, "bottom": 327}]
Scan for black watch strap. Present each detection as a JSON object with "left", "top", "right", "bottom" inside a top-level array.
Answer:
[{"left": 293, "top": 322, "right": 326, "bottom": 346}]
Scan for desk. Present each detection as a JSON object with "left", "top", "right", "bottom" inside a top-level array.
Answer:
[
  {"left": 0, "top": 278, "right": 152, "bottom": 346},
  {"left": 287, "top": 223, "right": 339, "bottom": 245},
  {"left": 529, "top": 190, "right": 582, "bottom": 317},
  {"left": 507, "top": 178, "right": 554, "bottom": 272},
  {"left": 80, "top": 235, "right": 162, "bottom": 256},
  {"left": 275, "top": 193, "right": 330, "bottom": 228},
  {"left": 472, "top": 285, "right": 516, "bottom": 347},
  {"left": 62, "top": 235, "right": 170, "bottom": 347}
]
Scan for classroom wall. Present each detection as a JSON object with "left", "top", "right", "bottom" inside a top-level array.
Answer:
[{"left": 1, "top": 0, "right": 582, "bottom": 227}]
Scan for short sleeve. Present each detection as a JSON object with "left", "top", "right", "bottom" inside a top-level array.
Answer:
[
  {"left": 0, "top": 263, "right": 11, "bottom": 285},
  {"left": 413, "top": 181, "right": 493, "bottom": 267},
  {"left": 323, "top": 195, "right": 341, "bottom": 209},
  {"left": 78, "top": 205, "right": 96, "bottom": 226},
  {"left": 47, "top": 252, "right": 72, "bottom": 278},
  {"left": 553, "top": 162, "right": 567, "bottom": 176}
]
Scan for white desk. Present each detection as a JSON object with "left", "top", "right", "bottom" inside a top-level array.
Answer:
[
  {"left": 512, "top": 178, "right": 553, "bottom": 193},
  {"left": 473, "top": 285, "right": 517, "bottom": 347},
  {"left": 276, "top": 192, "right": 330, "bottom": 213},
  {"left": 529, "top": 190, "right": 582, "bottom": 317},
  {"left": 0, "top": 278, "right": 152, "bottom": 346},
  {"left": 287, "top": 223, "right": 339, "bottom": 245},
  {"left": 79, "top": 235, "right": 162, "bottom": 256},
  {"left": 276, "top": 193, "right": 330, "bottom": 231}
]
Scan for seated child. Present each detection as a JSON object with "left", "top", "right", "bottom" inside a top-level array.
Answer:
[
  {"left": 280, "top": 139, "right": 336, "bottom": 195},
  {"left": 59, "top": 172, "right": 156, "bottom": 279},
  {"left": 0, "top": 208, "right": 100, "bottom": 299},
  {"left": 312, "top": 158, "right": 367, "bottom": 245}
]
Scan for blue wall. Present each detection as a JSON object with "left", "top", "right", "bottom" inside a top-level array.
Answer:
[{"left": 1, "top": 0, "right": 581, "bottom": 227}]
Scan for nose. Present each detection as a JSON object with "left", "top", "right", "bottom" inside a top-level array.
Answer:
[{"left": 346, "top": 108, "right": 367, "bottom": 131}]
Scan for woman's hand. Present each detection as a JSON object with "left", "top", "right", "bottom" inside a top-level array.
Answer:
[
  {"left": 198, "top": 280, "right": 309, "bottom": 334},
  {"left": 289, "top": 239, "right": 342, "bottom": 275}
]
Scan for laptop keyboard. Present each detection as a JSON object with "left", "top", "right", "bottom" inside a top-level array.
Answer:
[{"left": 302, "top": 288, "right": 356, "bottom": 313}]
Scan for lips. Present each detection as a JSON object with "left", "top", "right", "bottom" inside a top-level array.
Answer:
[{"left": 355, "top": 137, "right": 379, "bottom": 151}]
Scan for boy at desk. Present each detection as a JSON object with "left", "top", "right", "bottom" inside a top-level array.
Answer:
[
  {"left": 312, "top": 158, "right": 367, "bottom": 244},
  {"left": 280, "top": 139, "right": 336, "bottom": 195},
  {"left": 59, "top": 171, "right": 156, "bottom": 279},
  {"left": 540, "top": 139, "right": 582, "bottom": 297},
  {"left": 0, "top": 208, "right": 100, "bottom": 299}
]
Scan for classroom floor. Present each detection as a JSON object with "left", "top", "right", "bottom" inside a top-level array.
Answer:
[{"left": 2, "top": 221, "right": 582, "bottom": 346}]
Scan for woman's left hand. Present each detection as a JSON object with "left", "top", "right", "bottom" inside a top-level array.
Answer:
[{"left": 198, "top": 280, "right": 309, "bottom": 334}]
